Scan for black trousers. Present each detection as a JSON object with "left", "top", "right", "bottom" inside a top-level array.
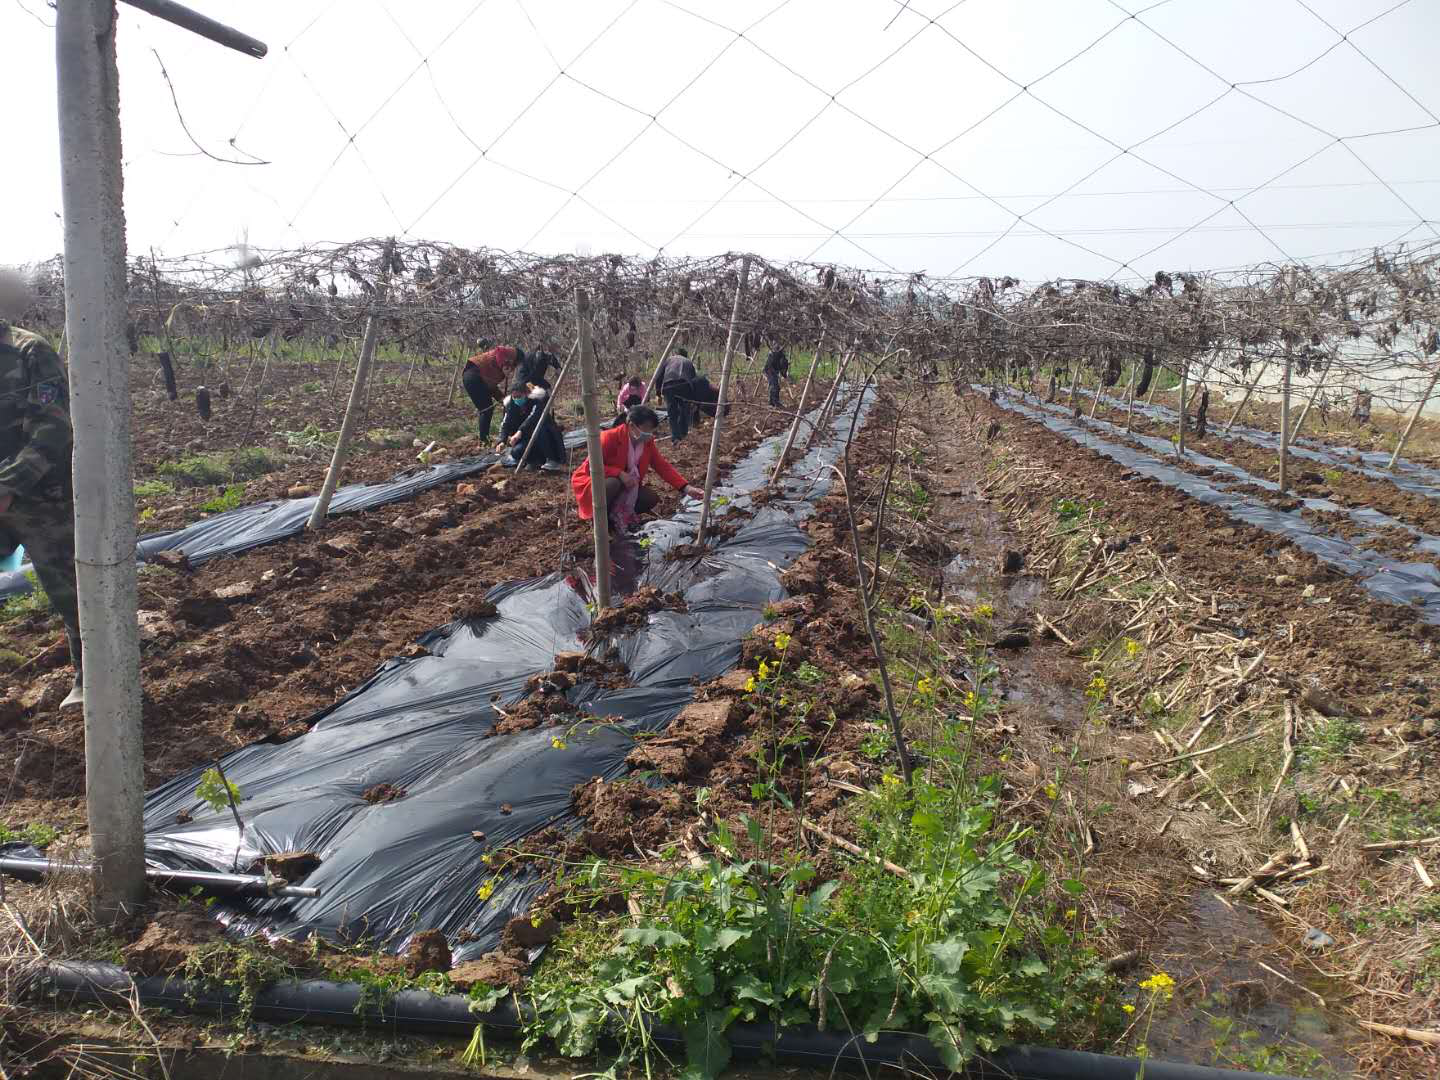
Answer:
[
  {"left": 766, "top": 369, "right": 782, "bottom": 408},
  {"left": 513, "top": 416, "right": 566, "bottom": 466},
  {"left": 664, "top": 387, "right": 691, "bottom": 442},
  {"left": 461, "top": 366, "right": 497, "bottom": 441}
]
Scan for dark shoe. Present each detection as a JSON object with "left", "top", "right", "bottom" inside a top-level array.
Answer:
[{"left": 540, "top": 461, "right": 566, "bottom": 473}]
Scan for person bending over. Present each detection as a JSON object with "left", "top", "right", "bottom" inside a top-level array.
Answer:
[
  {"left": 497, "top": 382, "right": 567, "bottom": 471},
  {"left": 0, "top": 311, "right": 83, "bottom": 709},
  {"left": 655, "top": 347, "right": 698, "bottom": 443},
  {"left": 463, "top": 340, "right": 523, "bottom": 441},
  {"left": 763, "top": 346, "right": 790, "bottom": 408},
  {"left": 571, "top": 405, "right": 703, "bottom": 533},
  {"left": 616, "top": 375, "right": 646, "bottom": 419}
]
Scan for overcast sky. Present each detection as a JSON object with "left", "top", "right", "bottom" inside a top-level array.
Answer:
[{"left": 5, "top": 0, "right": 1439, "bottom": 283}]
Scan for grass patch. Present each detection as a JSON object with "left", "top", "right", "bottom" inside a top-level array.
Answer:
[
  {"left": 199, "top": 483, "right": 247, "bottom": 514},
  {"left": 157, "top": 447, "right": 281, "bottom": 487},
  {"left": 133, "top": 477, "right": 176, "bottom": 498},
  {"left": 0, "top": 821, "right": 61, "bottom": 848},
  {"left": 0, "top": 571, "right": 51, "bottom": 622},
  {"left": 417, "top": 420, "right": 473, "bottom": 443}
]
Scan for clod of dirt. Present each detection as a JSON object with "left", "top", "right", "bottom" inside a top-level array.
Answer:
[
  {"left": 471, "top": 830, "right": 486, "bottom": 843},
  {"left": 286, "top": 484, "right": 315, "bottom": 499},
  {"left": 625, "top": 700, "right": 737, "bottom": 782},
  {"left": 994, "top": 628, "right": 1031, "bottom": 650},
  {"left": 362, "top": 782, "right": 407, "bottom": 804},
  {"left": 499, "top": 803, "right": 513, "bottom": 815},
  {"left": 214, "top": 580, "right": 256, "bottom": 602},
  {"left": 1000, "top": 549, "right": 1025, "bottom": 574},
  {"left": 572, "top": 778, "right": 688, "bottom": 857},
  {"left": 553, "top": 652, "right": 586, "bottom": 673},
  {"left": 404, "top": 929, "right": 452, "bottom": 976},
  {"left": 449, "top": 952, "right": 527, "bottom": 992},
  {"left": 455, "top": 597, "right": 499, "bottom": 621},
  {"left": 316, "top": 540, "right": 354, "bottom": 559},
  {"left": 1300, "top": 686, "right": 1346, "bottom": 718},
  {"left": 123, "top": 911, "right": 224, "bottom": 975},
  {"left": 232, "top": 705, "right": 269, "bottom": 731},
  {"left": 502, "top": 915, "right": 561, "bottom": 950},
  {"left": 586, "top": 586, "right": 687, "bottom": 637},
  {"left": 177, "top": 596, "right": 233, "bottom": 630},
  {"left": 525, "top": 670, "right": 577, "bottom": 695},
  {"left": 149, "top": 550, "right": 191, "bottom": 573},
  {"left": 457, "top": 482, "right": 479, "bottom": 498},
  {"left": 175, "top": 810, "right": 192, "bottom": 824},
  {"left": 261, "top": 851, "right": 321, "bottom": 882}
]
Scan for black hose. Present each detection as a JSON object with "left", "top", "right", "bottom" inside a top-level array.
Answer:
[{"left": 33, "top": 963, "right": 1303, "bottom": 1080}]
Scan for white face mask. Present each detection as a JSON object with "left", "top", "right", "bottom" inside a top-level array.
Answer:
[
  {"left": 631, "top": 429, "right": 654, "bottom": 444},
  {"left": 528, "top": 386, "right": 548, "bottom": 401}
]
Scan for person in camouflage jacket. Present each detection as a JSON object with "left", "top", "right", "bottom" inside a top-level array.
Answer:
[{"left": 0, "top": 318, "right": 83, "bottom": 709}]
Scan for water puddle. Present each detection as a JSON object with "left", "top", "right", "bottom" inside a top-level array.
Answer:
[{"left": 1141, "top": 891, "right": 1354, "bottom": 1075}]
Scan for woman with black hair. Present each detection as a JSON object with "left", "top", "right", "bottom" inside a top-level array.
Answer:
[{"left": 571, "top": 405, "right": 703, "bottom": 532}]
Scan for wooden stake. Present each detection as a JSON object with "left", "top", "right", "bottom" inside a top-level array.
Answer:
[
  {"left": 445, "top": 339, "right": 467, "bottom": 406},
  {"left": 640, "top": 326, "right": 681, "bottom": 406},
  {"left": 1279, "top": 342, "right": 1293, "bottom": 494},
  {"left": 696, "top": 257, "right": 751, "bottom": 546},
  {"left": 1290, "top": 355, "right": 1332, "bottom": 440},
  {"left": 1224, "top": 356, "right": 1268, "bottom": 434},
  {"left": 808, "top": 348, "right": 855, "bottom": 449},
  {"left": 770, "top": 332, "right": 824, "bottom": 485},
  {"left": 1177, "top": 358, "right": 1188, "bottom": 457},
  {"left": 1124, "top": 356, "right": 1138, "bottom": 431},
  {"left": 1388, "top": 362, "right": 1440, "bottom": 471},
  {"left": 308, "top": 295, "right": 385, "bottom": 528},
  {"left": 575, "top": 289, "right": 611, "bottom": 609}
]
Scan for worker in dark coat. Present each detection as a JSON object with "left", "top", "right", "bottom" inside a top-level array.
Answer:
[
  {"left": 763, "top": 347, "right": 790, "bottom": 408},
  {"left": 0, "top": 310, "right": 83, "bottom": 709}
]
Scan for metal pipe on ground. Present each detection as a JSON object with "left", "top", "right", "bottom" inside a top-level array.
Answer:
[
  {"left": 33, "top": 962, "right": 1304, "bottom": 1080},
  {"left": 0, "top": 858, "right": 320, "bottom": 899}
]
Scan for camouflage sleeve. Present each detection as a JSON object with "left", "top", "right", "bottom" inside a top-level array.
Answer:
[{"left": 0, "top": 336, "right": 73, "bottom": 499}]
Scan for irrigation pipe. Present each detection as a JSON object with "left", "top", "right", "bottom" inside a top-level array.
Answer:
[
  {"left": 30, "top": 962, "right": 1303, "bottom": 1080},
  {"left": 0, "top": 858, "right": 319, "bottom": 899}
]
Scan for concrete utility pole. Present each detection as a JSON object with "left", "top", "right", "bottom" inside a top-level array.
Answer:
[
  {"left": 57, "top": 0, "right": 145, "bottom": 922},
  {"left": 56, "top": 0, "right": 267, "bottom": 922}
]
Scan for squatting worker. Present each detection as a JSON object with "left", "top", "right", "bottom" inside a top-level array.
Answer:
[
  {"left": 496, "top": 382, "right": 568, "bottom": 472},
  {"left": 654, "top": 346, "right": 698, "bottom": 443},
  {"left": 571, "top": 405, "right": 704, "bottom": 533},
  {"left": 463, "top": 340, "right": 525, "bottom": 442},
  {"left": 763, "top": 346, "right": 790, "bottom": 408},
  {"left": 0, "top": 303, "right": 83, "bottom": 710}
]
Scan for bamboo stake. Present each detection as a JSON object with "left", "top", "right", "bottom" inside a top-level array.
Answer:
[
  {"left": 445, "top": 339, "right": 468, "bottom": 406},
  {"left": 1177, "top": 358, "right": 1188, "bottom": 457},
  {"left": 1124, "top": 356, "right": 1138, "bottom": 432},
  {"left": 808, "top": 348, "right": 856, "bottom": 449},
  {"left": 1387, "top": 362, "right": 1440, "bottom": 471},
  {"left": 1357, "top": 1021, "right": 1440, "bottom": 1048},
  {"left": 696, "top": 257, "right": 751, "bottom": 546},
  {"left": 640, "top": 326, "right": 681, "bottom": 406},
  {"left": 1290, "top": 355, "right": 1333, "bottom": 440},
  {"left": 308, "top": 303, "right": 381, "bottom": 528},
  {"left": 1224, "top": 356, "right": 1268, "bottom": 433},
  {"left": 575, "top": 288, "right": 611, "bottom": 610},
  {"left": 770, "top": 332, "right": 824, "bottom": 485},
  {"left": 1279, "top": 342, "right": 1293, "bottom": 494},
  {"left": 802, "top": 819, "right": 908, "bottom": 878}
]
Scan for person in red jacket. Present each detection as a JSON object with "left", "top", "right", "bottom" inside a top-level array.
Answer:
[
  {"left": 572, "top": 405, "right": 703, "bottom": 532},
  {"left": 463, "top": 339, "right": 523, "bottom": 441}
]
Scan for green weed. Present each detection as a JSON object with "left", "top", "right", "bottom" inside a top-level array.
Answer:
[
  {"left": 196, "top": 768, "right": 242, "bottom": 814},
  {"left": 134, "top": 477, "right": 176, "bottom": 498},
  {"left": 158, "top": 447, "right": 280, "bottom": 487},
  {"left": 0, "top": 821, "right": 61, "bottom": 848},
  {"left": 200, "top": 483, "right": 247, "bottom": 514},
  {"left": 1, "top": 571, "right": 52, "bottom": 622}
]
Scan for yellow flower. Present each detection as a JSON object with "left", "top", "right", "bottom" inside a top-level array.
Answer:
[
  {"left": 916, "top": 677, "right": 934, "bottom": 695},
  {"left": 1122, "top": 1003, "right": 1135, "bottom": 1015},
  {"left": 974, "top": 603, "right": 995, "bottom": 619},
  {"left": 1124, "top": 638, "right": 1142, "bottom": 659},
  {"left": 779, "top": 696, "right": 789, "bottom": 707},
  {"left": 999, "top": 751, "right": 1011, "bottom": 763},
  {"left": 1044, "top": 782, "right": 1059, "bottom": 800},
  {"left": 1064, "top": 908, "right": 1076, "bottom": 921},
  {"left": 744, "top": 676, "right": 757, "bottom": 693},
  {"left": 758, "top": 659, "right": 772, "bottom": 681},
  {"left": 882, "top": 774, "right": 902, "bottom": 788},
  {"left": 962, "top": 690, "right": 980, "bottom": 711},
  {"left": 774, "top": 632, "right": 792, "bottom": 651},
  {"left": 551, "top": 736, "right": 568, "bottom": 750},
  {"left": 1139, "top": 971, "right": 1176, "bottom": 1000},
  {"left": 476, "top": 879, "right": 496, "bottom": 901},
  {"left": 1085, "top": 675, "right": 1108, "bottom": 702}
]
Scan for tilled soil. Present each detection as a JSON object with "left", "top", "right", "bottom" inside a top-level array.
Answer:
[{"left": 0, "top": 379, "right": 791, "bottom": 838}]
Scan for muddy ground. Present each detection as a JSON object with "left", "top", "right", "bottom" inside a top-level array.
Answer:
[{"left": 0, "top": 370, "right": 795, "bottom": 838}]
